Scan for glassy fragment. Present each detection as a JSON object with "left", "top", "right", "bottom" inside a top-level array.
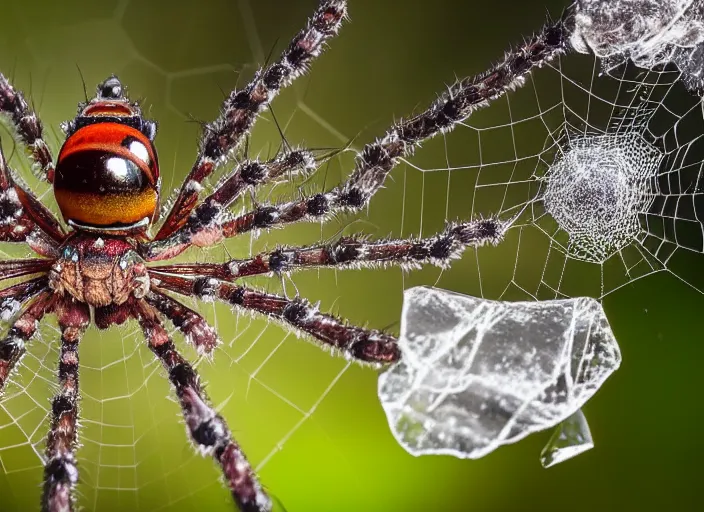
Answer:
[
  {"left": 570, "top": 0, "right": 704, "bottom": 91},
  {"left": 540, "top": 409, "right": 594, "bottom": 468},
  {"left": 378, "top": 286, "right": 620, "bottom": 460}
]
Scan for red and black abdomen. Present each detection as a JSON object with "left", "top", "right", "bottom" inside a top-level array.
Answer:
[{"left": 54, "top": 122, "right": 160, "bottom": 229}]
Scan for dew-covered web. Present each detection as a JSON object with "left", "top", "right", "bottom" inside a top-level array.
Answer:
[
  {"left": 399, "top": 52, "right": 704, "bottom": 302},
  {"left": 1, "top": 1, "right": 704, "bottom": 511}
]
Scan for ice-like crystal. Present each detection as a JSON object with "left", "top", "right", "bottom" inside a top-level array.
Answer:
[
  {"left": 540, "top": 409, "right": 594, "bottom": 468},
  {"left": 378, "top": 287, "right": 621, "bottom": 460},
  {"left": 571, "top": 0, "right": 704, "bottom": 91}
]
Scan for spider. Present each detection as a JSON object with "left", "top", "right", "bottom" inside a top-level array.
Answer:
[{"left": 0, "top": 1, "right": 569, "bottom": 511}]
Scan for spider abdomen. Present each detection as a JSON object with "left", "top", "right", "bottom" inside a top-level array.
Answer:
[{"left": 54, "top": 122, "right": 159, "bottom": 231}]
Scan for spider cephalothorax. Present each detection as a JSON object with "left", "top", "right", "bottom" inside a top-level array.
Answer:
[
  {"left": 49, "top": 235, "right": 149, "bottom": 310},
  {"left": 0, "top": 1, "right": 569, "bottom": 511}
]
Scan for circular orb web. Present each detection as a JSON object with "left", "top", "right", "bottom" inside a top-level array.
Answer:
[{"left": 542, "top": 132, "right": 662, "bottom": 263}]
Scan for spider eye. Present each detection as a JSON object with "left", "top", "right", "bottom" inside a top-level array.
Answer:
[{"left": 98, "top": 76, "right": 124, "bottom": 100}]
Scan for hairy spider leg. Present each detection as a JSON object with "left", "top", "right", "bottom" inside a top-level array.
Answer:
[
  {"left": 154, "top": 0, "right": 348, "bottom": 241},
  {"left": 143, "top": 150, "right": 316, "bottom": 261},
  {"left": 143, "top": 17, "right": 570, "bottom": 261},
  {"left": 149, "top": 217, "right": 506, "bottom": 281},
  {"left": 151, "top": 273, "right": 400, "bottom": 364},
  {"left": 144, "top": 290, "right": 220, "bottom": 354},
  {"left": 0, "top": 289, "right": 54, "bottom": 392},
  {"left": 42, "top": 299, "right": 90, "bottom": 512},
  {"left": 0, "top": 73, "right": 55, "bottom": 181},
  {"left": 0, "top": 141, "right": 65, "bottom": 255},
  {"left": 0, "top": 276, "right": 48, "bottom": 324},
  {"left": 0, "top": 258, "right": 53, "bottom": 282},
  {"left": 146, "top": 218, "right": 506, "bottom": 366},
  {"left": 205, "top": 150, "right": 316, "bottom": 210},
  {"left": 133, "top": 299, "right": 272, "bottom": 512}
]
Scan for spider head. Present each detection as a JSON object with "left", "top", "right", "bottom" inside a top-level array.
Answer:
[
  {"left": 53, "top": 76, "right": 161, "bottom": 235},
  {"left": 60, "top": 75, "right": 157, "bottom": 141}
]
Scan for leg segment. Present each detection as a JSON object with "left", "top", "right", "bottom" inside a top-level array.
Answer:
[
  {"left": 144, "top": 150, "right": 315, "bottom": 261},
  {"left": 149, "top": 18, "right": 569, "bottom": 254},
  {"left": 0, "top": 258, "right": 53, "bottom": 283},
  {"left": 143, "top": 290, "right": 220, "bottom": 354},
  {"left": 154, "top": 0, "right": 348, "bottom": 241},
  {"left": 205, "top": 150, "right": 315, "bottom": 210},
  {"left": 149, "top": 217, "right": 505, "bottom": 280},
  {"left": 0, "top": 143, "right": 34, "bottom": 242},
  {"left": 151, "top": 274, "right": 399, "bottom": 365},
  {"left": 0, "top": 140, "right": 64, "bottom": 254},
  {"left": 0, "top": 73, "right": 55, "bottom": 181},
  {"left": 0, "top": 276, "right": 48, "bottom": 321},
  {"left": 0, "top": 289, "right": 54, "bottom": 392},
  {"left": 132, "top": 300, "right": 271, "bottom": 512},
  {"left": 14, "top": 182, "right": 66, "bottom": 245},
  {"left": 41, "top": 299, "right": 90, "bottom": 512}
]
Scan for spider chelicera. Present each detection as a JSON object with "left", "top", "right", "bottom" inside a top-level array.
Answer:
[{"left": 0, "top": 1, "right": 569, "bottom": 511}]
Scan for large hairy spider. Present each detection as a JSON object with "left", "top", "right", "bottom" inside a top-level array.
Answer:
[{"left": 0, "top": 1, "right": 569, "bottom": 511}]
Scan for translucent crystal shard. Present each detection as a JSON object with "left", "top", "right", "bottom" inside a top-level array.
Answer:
[
  {"left": 378, "top": 287, "right": 620, "bottom": 460},
  {"left": 570, "top": 0, "right": 704, "bottom": 91},
  {"left": 540, "top": 409, "right": 594, "bottom": 468}
]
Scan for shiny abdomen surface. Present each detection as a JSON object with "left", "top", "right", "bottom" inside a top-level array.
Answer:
[{"left": 54, "top": 122, "right": 159, "bottom": 228}]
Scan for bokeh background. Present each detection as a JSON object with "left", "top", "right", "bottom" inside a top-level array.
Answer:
[{"left": 0, "top": 1, "right": 703, "bottom": 511}]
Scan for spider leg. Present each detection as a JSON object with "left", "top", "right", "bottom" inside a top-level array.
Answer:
[
  {"left": 0, "top": 289, "right": 54, "bottom": 393},
  {"left": 0, "top": 73, "right": 55, "bottom": 181},
  {"left": 144, "top": 289, "right": 220, "bottom": 354},
  {"left": 13, "top": 182, "right": 66, "bottom": 245},
  {"left": 0, "top": 157, "right": 34, "bottom": 243},
  {"left": 0, "top": 276, "right": 49, "bottom": 320},
  {"left": 41, "top": 298, "right": 90, "bottom": 512},
  {"left": 143, "top": 150, "right": 315, "bottom": 261},
  {"left": 150, "top": 274, "right": 399, "bottom": 365},
  {"left": 145, "top": 17, "right": 569, "bottom": 258},
  {"left": 202, "top": 150, "right": 315, "bottom": 212},
  {"left": 149, "top": 217, "right": 505, "bottom": 280},
  {"left": 0, "top": 140, "right": 65, "bottom": 255},
  {"left": 132, "top": 299, "right": 272, "bottom": 512},
  {"left": 0, "top": 258, "right": 53, "bottom": 283},
  {"left": 154, "top": 0, "right": 347, "bottom": 241}
]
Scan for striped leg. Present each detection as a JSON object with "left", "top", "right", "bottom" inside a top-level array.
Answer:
[
  {"left": 154, "top": 0, "right": 348, "bottom": 241},
  {"left": 143, "top": 17, "right": 568, "bottom": 259},
  {"left": 148, "top": 217, "right": 504, "bottom": 280},
  {"left": 143, "top": 290, "right": 220, "bottom": 354},
  {"left": 0, "top": 141, "right": 65, "bottom": 255},
  {"left": 41, "top": 299, "right": 90, "bottom": 512},
  {"left": 145, "top": 150, "right": 315, "bottom": 261},
  {"left": 133, "top": 300, "right": 271, "bottom": 512},
  {"left": 0, "top": 289, "right": 54, "bottom": 392},
  {"left": 151, "top": 274, "right": 400, "bottom": 365},
  {"left": 0, "top": 73, "right": 54, "bottom": 181}
]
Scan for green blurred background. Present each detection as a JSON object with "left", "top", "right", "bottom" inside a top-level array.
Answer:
[{"left": 1, "top": 0, "right": 703, "bottom": 511}]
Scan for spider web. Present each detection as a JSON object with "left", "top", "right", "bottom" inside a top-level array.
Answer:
[
  {"left": 398, "top": 53, "right": 704, "bottom": 303},
  {"left": 1, "top": 1, "right": 703, "bottom": 512}
]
